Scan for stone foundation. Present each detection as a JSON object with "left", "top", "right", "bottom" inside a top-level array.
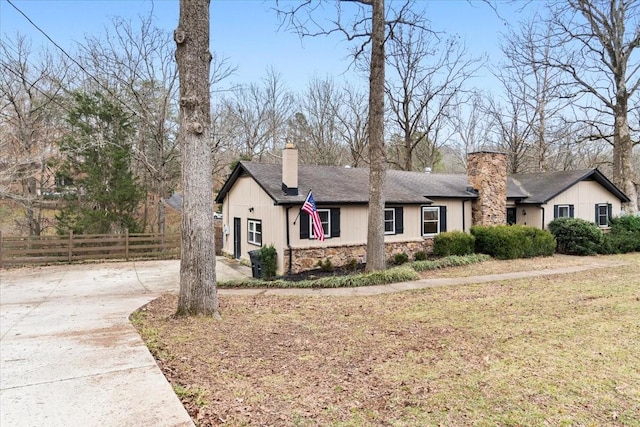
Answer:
[{"left": 283, "top": 239, "right": 434, "bottom": 274}]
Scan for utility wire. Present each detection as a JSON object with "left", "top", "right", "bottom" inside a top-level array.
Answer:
[{"left": 5, "top": 0, "right": 139, "bottom": 118}]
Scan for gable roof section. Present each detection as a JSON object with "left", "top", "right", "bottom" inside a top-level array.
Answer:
[
  {"left": 216, "top": 163, "right": 629, "bottom": 206},
  {"left": 511, "top": 169, "right": 630, "bottom": 204},
  {"left": 216, "top": 162, "right": 477, "bottom": 205}
]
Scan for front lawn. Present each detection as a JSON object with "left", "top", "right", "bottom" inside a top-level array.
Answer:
[{"left": 133, "top": 253, "right": 640, "bottom": 426}]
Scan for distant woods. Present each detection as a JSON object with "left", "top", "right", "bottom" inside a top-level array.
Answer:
[{"left": 1, "top": 1, "right": 638, "bottom": 237}]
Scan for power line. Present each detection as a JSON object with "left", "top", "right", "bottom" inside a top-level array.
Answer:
[{"left": 5, "top": 0, "right": 139, "bottom": 118}]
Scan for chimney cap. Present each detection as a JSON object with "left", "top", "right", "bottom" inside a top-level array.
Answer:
[{"left": 285, "top": 142, "right": 296, "bottom": 149}]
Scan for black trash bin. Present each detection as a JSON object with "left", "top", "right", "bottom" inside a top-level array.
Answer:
[{"left": 248, "top": 250, "right": 263, "bottom": 279}]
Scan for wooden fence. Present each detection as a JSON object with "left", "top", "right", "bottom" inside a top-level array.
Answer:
[{"left": 0, "top": 231, "right": 180, "bottom": 269}]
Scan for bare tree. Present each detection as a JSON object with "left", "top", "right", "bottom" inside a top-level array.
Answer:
[
  {"left": 0, "top": 35, "right": 68, "bottom": 235},
  {"left": 175, "top": 0, "right": 219, "bottom": 317},
  {"left": 277, "top": 0, "right": 425, "bottom": 271},
  {"left": 544, "top": 0, "right": 640, "bottom": 212},
  {"left": 294, "top": 76, "right": 347, "bottom": 165},
  {"left": 485, "top": 92, "right": 534, "bottom": 174},
  {"left": 498, "top": 15, "right": 570, "bottom": 173},
  {"left": 449, "top": 92, "right": 494, "bottom": 171},
  {"left": 386, "top": 25, "right": 483, "bottom": 171},
  {"left": 222, "top": 68, "right": 293, "bottom": 161},
  {"left": 336, "top": 84, "right": 369, "bottom": 167}
]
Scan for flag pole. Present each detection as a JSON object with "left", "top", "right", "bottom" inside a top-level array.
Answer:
[{"left": 292, "top": 189, "right": 312, "bottom": 225}]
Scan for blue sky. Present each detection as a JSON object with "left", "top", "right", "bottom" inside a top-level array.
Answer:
[{"left": 0, "top": 0, "right": 533, "bottom": 93}]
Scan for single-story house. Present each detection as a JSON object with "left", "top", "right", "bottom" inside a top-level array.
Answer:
[{"left": 215, "top": 147, "right": 629, "bottom": 274}]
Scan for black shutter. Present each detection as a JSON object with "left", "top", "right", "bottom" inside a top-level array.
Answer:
[
  {"left": 569, "top": 205, "right": 575, "bottom": 218},
  {"left": 439, "top": 206, "right": 447, "bottom": 232},
  {"left": 595, "top": 204, "right": 599, "bottom": 223},
  {"left": 330, "top": 208, "right": 340, "bottom": 237},
  {"left": 395, "top": 207, "right": 404, "bottom": 234},
  {"left": 554, "top": 205, "right": 559, "bottom": 218},
  {"left": 608, "top": 204, "right": 613, "bottom": 224},
  {"left": 300, "top": 211, "right": 310, "bottom": 239}
]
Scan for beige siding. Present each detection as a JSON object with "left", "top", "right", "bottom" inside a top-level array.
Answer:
[
  {"left": 289, "top": 199, "right": 470, "bottom": 248},
  {"left": 518, "top": 207, "right": 544, "bottom": 228},
  {"left": 221, "top": 176, "right": 287, "bottom": 268},
  {"left": 543, "top": 180, "right": 624, "bottom": 228},
  {"left": 221, "top": 177, "right": 474, "bottom": 274}
]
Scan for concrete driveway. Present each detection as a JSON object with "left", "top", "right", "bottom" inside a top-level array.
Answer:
[{"left": 0, "top": 258, "right": 250, "bottom": 427}]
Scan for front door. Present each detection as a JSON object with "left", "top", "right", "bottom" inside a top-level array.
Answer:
[{"left": 233, "top": 217, "right": 241, "bottom": 259}]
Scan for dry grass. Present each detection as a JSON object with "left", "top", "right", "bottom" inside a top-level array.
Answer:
[{"left": 134, "top": 254, "right": 640, "bottom": 426}]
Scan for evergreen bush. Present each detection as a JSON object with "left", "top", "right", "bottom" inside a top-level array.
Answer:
[
  {"left": 600, "top": 215, "right": 640, "bottom": 254},
  {"left": 433, "top": 231, "right": 475, "bottom": 256},
  {"left": 547, "top": 217, "right": 602, "bottom": 255},
  {"left": 259, "top": 245, "right": 277, "bottom": 279},
  {"left": 471, "top": 225, "right": 555, "bottom": 259}
]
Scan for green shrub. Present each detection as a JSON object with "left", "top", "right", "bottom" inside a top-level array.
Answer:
[
  {"left": 316, "top": 258, "right": 334, "bottom": 272},
  {"left": 471, "top": 225, "right": 556, "bottom": 259},
  {"left": 410, "top": 253, "right": 492, "bottom": 272},
  {"left": 392, "top": 252, "right": 409, "bottom": 265},
  {"left": 259, "top": 245, "right": 277, "bottom": 278},
  {"left": 344, "top": 258, "right": 360, "bottom": 271},
  {"left": 547, "top": 217, "right": 602, "bottom": 255},
  {"left": 413, "top": 251, "right": 427, "bottom": 261},
  {"left": 218, "top": 254, "right": 490, "bottom": 289},
  {"left": 433, "top": 231, "right": 475, "bottom": 257},
  {"left": 600, "top": 215, "right": 640, "bottom": 254}
]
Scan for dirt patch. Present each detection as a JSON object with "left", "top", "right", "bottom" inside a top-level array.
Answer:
[{"left": 135, "top": 254, "right": 640, "bottom": 426}]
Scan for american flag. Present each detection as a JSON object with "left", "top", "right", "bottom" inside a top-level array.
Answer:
[{"left": 302, "top": 191, "right": 325, "bottom": 241}]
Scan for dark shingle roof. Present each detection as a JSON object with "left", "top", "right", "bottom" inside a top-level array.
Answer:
[
  {"left": 511, "top": 169, "right": 630, "bottom": 204},
  {"left": 216, "top": 162, "right": 477, "bottom": 205},
  {"left": 215, "top": 163, "right": 630, "bottom": 205}
]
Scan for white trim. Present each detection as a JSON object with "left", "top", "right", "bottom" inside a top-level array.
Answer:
[
  {"left": 557, "top": 204, "right": 571, "bottom": 218},
  {"left": 310, "top": 209, "right": 330, "bottom": 239},
  {"left": 384, "top": 208, "right": 395, "bottom": 235},
  {"left": 421, "top": 206, "right": 440, "bottom": 236},
  {"left": 247, "top": 219, "right": 262, "bottom": 246}
]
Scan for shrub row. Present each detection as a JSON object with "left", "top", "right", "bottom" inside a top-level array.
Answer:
[
  {"left": 471, "top": 225, "right": 556, "bottom": 260},
  {"left": 548, "top": 215, "right": 640, "bottom": 255},
  {"left": 218, "top": 254, "right": 490, "bottom": 289},
  {"left": 410, "top": 253, "right": 491, "bottom": 272}
]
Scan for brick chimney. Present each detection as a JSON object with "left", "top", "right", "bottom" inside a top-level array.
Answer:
[
  {"left": 282, "top": 143, "right": 298, "bottom": 196},
  {"left": 467, "top": 151, "right": 507, "bottom": 226}
]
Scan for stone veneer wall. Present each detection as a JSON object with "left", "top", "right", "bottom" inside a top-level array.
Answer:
[
  {"left": 467, "top": 151, "right": 507, "bottom": 226},
  {"left": 284, "top": 239, "right": 434, "bottom": 274}
]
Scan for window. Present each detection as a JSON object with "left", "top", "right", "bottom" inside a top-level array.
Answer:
[
  {"left": 596, "top": 203, "right": 612, "bottom": 227},
  {"left": 310, "top": 209, "right": 330, "bottom": 239},
  {"left": 554, "top": 204, "right": 574, "bottom": 218},
  {"left": 300, "top": 208, "right": 341, "bottom": 239},
  {"left": 422, "top": 207, "right": 440, "bottom": 236},
  {"left": 384, "top": 208, "right": 395, "bottom": 234},
  {"left": 247, "top": 219, "right": 262, "bottom": 246}
]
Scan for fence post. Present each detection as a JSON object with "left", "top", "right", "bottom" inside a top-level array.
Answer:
[
  {"left": 0, "top": 230, "right": 3, "bottom": 269},
  {"left": 125, "top": 229, "right": 129, "bottom": 261},
  {"left": 68, "top": 231, "right": 73, "bottom": 263}
]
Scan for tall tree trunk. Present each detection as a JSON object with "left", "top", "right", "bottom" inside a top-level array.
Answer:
[
  {"left": 613, "top": 102, "right": 638, "bottom": 212},
  {"left": 175, "top": 0, "right": 219, "bottom": 317},
  {"left": 365, "top": 0, "right": 386, "bottom": 272}
]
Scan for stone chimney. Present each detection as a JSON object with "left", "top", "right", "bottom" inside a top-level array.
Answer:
[
  {"left": 282, "top": 142, "right": 299, "bottom": 196},
  {"left": 467, "top": 151, "right": 507, "bottom": 226}
]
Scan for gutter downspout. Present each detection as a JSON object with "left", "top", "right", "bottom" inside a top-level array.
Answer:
[
  {"left": 286, "top": 206, "right": 292, "bottom": 275},
  {"left": 462, "top": 199, "right": 467, "bottom": 232},
  {"left": 541, "top": 206, "right": 545, "bottom": 230}
]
